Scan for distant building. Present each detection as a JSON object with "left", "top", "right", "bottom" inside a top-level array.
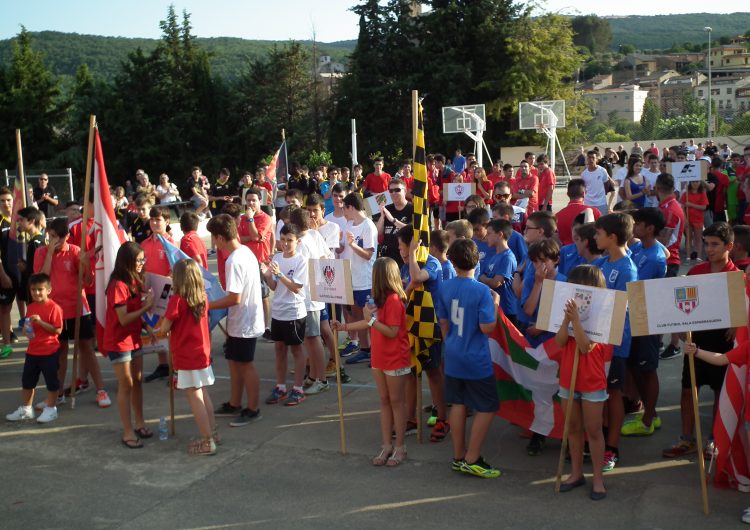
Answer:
[
  {"left": 579, "top": 73, "right": 613, "bottom": 91},
  {"left": 694, "top": 76, "right": 750, "bottom": 118},
  {"left": 584, "top": 85, "right": 650, "bottom": 122},
  {"left": 660, "top": 73, "right": 707, "bottom": 117}
]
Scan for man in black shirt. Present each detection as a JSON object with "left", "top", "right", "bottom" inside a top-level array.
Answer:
[
  {"left": 209, "top": 168, "right": 233, "bottom": 216},
  {"left": 32, "top": 173, "right": 59, "bottom": 217},
  {"left": 376, "top": 178, "right": 413, "bottom": 267}
]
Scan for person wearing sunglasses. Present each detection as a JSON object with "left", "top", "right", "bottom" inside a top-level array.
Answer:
[
  {"left": 32, "top": 173, "right": 59, "bottom": 217},
  {"left": 376, "top": 179, "right": 413, "bottom": 267}
]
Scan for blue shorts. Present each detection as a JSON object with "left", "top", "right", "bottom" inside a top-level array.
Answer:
[
  {"left": 445, "top": 375, "right": 499, "bottom": 413},
  {"left": 22, "top": 353, "right": 60, "bottom": 392},
  {"left": 421, "top": 341, "right": 442, "bottom": 370},
  {"left": 558, "top": 387, "right": 608, "bottom": 402},
  {"left": 107, "top": 349, "right": 144, "bottom": 364},
  {"left": 352, "top": 289, "right": 371, "bottom": 308}
]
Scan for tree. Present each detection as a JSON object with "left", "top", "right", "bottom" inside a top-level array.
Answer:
[
  {"left": 571, "top": 15, "right": 612, "bottom": 54},
  {"left": 0, "top": 26, "right": 64, "bottom": 168},
  {"left": 640, "top": 98, "right": 661, "bottom": 139}
]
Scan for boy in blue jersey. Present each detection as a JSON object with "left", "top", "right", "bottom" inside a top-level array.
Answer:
[
  {"left": 592, "top": 212, "right": 638, "bottom": 471},
  {"left": 397, "top": 226, "right": 448, "bottom": 443},
  {"left": 445, "top": 220, "right": 481, "bottom": 280},
  {"left": 621, "top": 207, "right": 667, "bottom": 436},
  {"left": 436, "top": 238, "right": 500, "bottom": 478},
  {"left": 492, "top": 202, "right": 528, "bottom": 265},
  {"left": 429, "top": 229, "right": 456, "bottom": 280},
  {"left": 467, "top": 208, "right": 495, "bottom": 273},
  {"left": 480, "top": 219, "right": 518, "bottom": 325}
]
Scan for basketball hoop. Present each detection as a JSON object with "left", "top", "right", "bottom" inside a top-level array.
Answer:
[{"left": 535, "top": 124, "right": 545, "bottom": 134}]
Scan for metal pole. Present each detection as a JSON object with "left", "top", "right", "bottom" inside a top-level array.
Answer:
[
  {"left": 351, "top": 119, "right": 358, "bottom": 168},
  {"left": 705, "top": 27, "right": 712, "bottom": 138}
]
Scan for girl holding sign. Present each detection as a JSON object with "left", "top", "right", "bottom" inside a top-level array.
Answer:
[
  {"left": 158, "top": 259, "right": 217, "bottom": 456},
  {"left": 332, "top": 257, "right": 411, "bottom": 467},
  {"left": 103, "top": 242, "right": 154, "bottom": 449},
  {"left": 554, "top": 265, "right": 613, "bottom": 500}
]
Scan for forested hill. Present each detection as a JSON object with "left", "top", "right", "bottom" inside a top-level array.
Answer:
[
  {"left": 607, "top": 12, "right": 750, "bottom": 50},
  {"left": 0, "top": 31, "right": 355, "bottom": 81},
  {"left": 1, "top": 12, "right": 748, "bottom": 82}
]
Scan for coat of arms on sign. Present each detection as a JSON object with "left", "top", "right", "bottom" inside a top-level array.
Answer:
[{"left": 674, "top": 286, "right": 698, "bottom": 315}]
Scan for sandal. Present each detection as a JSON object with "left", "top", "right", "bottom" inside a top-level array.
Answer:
[
  {"left": 212, "top": 428, "right": 222, "bottom": 446},
  {"left": 121, "top": 438, "right": 143, "bottom": 449},
  {"left": 386, "top": 446, "right": 407, "bottom": 467},
  {"left": 187, "top": 437, "right": 217, "bottom": 456},
  {"left": 134, "top": 427, "right": 154, "bottom": 439},
  {"left": 372, "top": 445, "right": 392, "bottom": 466}
]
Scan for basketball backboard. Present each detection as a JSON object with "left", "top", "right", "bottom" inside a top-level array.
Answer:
[
  {"left": 442, "top": 104, "right": 486, "bottom": 134},
  {"left": 519, "top": 100, "right": 566, "bottom": 130}
]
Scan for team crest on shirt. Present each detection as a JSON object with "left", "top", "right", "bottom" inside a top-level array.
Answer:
[
  {"left": 356, "top": 236, "right": 364, "bottom": 247},
  {"left": 608, "top": 269, "right": 619, "bottom": 284},
  {"left": 286, "top": 269, "right": 295, "bottom": 279},
  {"left": 323, "top": 265, "right": 335, "bottom": 286},
  {"left": 574, "top": 288, "right": 593, "bottom": 322},
  {"left": 675, "top": 286, "right": 699, "bottom": 314}
]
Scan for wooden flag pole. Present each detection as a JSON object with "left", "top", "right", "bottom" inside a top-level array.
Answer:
[
  {"left": 686, "top": 330, "right": 710, "bottom": 514},
  {"left": 416, "top": 372, "right": 423, "bottom": 444},
  {"left": 330, "top": 303, "right": 347, "bottom": 455},
  {"left": 15, "top": 130, "right": 28, "bottom": 260},
  {"left": 70, "top": 115, "right": 96, "bottom": 409},
  {"left": 168, "top": 346, "right": 176, "bottom": 436},
  {"left": 555, "top": 347, "right": 580, "bottom": 492}
]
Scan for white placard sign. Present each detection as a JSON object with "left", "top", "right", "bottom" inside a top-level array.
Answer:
[
  {"left": 443, "top": 182, "right": 476, "bottom": 202},
  {"left": 668, "top": 160, "right": 708, "bottom": 185},
  {"left": 145, "top": 273, "right": 173, "bottom": 318},
  {"left": 364, "top": 191, "right": 393, "bottom": 217},
  {"left": 309, "top": 258, "right": 354, "bottom": 306},
  {"left": 536, "top": 279, "right": 628, "bottom": 346},
  {"left": 627, "top": 271, "right": 747, "bottom": 336}
]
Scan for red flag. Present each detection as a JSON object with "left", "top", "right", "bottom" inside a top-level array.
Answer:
[
  {"left": 93, "top": 130, "right": 127, "bottom": 347},
  {"left": 265, "top": 140, "right": 287, "bottom": 182}
]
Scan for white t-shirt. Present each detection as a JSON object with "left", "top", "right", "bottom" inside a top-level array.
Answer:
[
  {"left": 641, "top": 168, "right": 660, "bottom": 207},
  {"left": 581, "top": 166, "right": 610, "bottom": 207},
  {"left": 317, "top": 220, "right": 341, "bottom": 252},
  {"left": 224, "top": 245, "right": 264, "bottom": 338},
  {"left": 275, "top": 219, "right": 285, "bottom": 241},
  {"left": 324, "top": 212, "right": 348, "bottom": 234},
  {"left": 298, "top": 230, "right": 333, "bottom": 311},
  {"left": 271, "top": 252, "right": 307, "bottom": 321},
  {"left": 340, "top": 217, "right": 378, "bottom": 290},
  {"left": 611, "top": 166, "right": 628, "bottom": 205}
]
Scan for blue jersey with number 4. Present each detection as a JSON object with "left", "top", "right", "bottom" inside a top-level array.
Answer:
[{"left": 436, "top": 277, "right": 497, "bottom": 380}]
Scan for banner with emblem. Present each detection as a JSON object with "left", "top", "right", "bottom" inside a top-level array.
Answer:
[
  {"left": 536, "top": 279, "right": 628, "bottom": 345},
  {"left": 309, "top": 258, "right": 354, "bottom": 305},
  {"left": 627, "top": 271, "right": 746, "bottom": 336},
  {"left": 443, "top": 182, "right": 476, "bottom": 202}
]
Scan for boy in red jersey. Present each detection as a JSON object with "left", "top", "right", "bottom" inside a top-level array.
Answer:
[
  {"left": 33, "top": 218, "right": 111, "bottom": 409},
  {"left": 5, "top": 273, "right": 63, "bottom": 423},
  {"left": 141, "top": 206, "right": 174, "bottom": 382}
]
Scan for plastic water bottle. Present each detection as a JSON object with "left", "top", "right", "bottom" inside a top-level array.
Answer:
[
  {"left": 159, "top": 417, "right": 168, "bottom": 441},
  {"left": 23, "top": 318, "right": 34, "bottom": 339},
  {"left": 366, "top": 295, "right": 377, "bottom": 317}
]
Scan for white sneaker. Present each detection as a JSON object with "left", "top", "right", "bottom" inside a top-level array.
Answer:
[
  {"left": 37, "top": 406, "right": 58, "bottom": 423},
  {"left": 305, "top": 380, "right": 330, "bottom": 395},
  {"left": 6, "top": 406, "right": 34, "bottom": 421},
  {"left": 96, "top": 390, "right": 112, "bottom": 408},
  {"left": 34, "top": 395, "right": 65, "bottom": 411}
]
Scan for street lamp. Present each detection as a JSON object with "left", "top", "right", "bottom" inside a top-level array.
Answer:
[{"left": 704, "top": 26, "right": 712, "bottom": 138}]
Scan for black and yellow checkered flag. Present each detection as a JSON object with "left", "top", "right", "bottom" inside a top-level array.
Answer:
[{"left": 406, "top": 95, "right": 440, "bottom": 372}]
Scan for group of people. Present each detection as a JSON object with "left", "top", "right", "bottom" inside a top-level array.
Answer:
[{"left": 4, "top": 143, "right": 750, "bottom": 515}]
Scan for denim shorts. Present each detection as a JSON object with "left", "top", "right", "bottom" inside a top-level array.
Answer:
[
  {"left": 107, "top": 349, "right": 144, "bottom": 364},
  {"left": 558, "top": 387, "right": 609, "bottom": 403},
  {"left": 383, "top": 367, "right": 411, "bottom": 377}
]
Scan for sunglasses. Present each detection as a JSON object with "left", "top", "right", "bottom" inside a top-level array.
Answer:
[
  {"left": 494, "top": 193, "right": 510, "bottom": 199},
  {"left": 389, "top": 188, "right": 402, "bottom": 193}
]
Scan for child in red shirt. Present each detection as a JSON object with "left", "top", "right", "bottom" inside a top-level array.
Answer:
[
  {"left": 680, "top": 180, "right": 709, "bottom": 261},
  {"left": 104, "top": 242, "right": 155, "bottom": 448},
  {"left": 333, "top": 257, "right": 411, "bottom": 467},
  {"left": 179, "top": 211, "right": 208, "bottom": 269},
  {"left": 160, "top": 258, "right": 217, "bottom": 456},
  {"left": 5, "top": 273, "right": 63, "bottom": 424},
  {"left": 554, "top": 264, "right": 613, "bottom": 500}
]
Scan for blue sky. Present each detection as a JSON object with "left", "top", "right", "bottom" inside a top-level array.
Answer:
[{"left": 1, "top": 1, "right": 748, "bottom": 42}]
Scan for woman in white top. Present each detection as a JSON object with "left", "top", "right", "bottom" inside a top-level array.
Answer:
[{"left": 156, "top": 173, "right": 180, "bottom": 204}]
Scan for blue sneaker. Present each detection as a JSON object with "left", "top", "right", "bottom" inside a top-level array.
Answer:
[
  {"left": 340, "top": 342, "right": 360, "bottom": 358},
  {"left": 345, "top": 350, "right": 371, "bottom": 364}
]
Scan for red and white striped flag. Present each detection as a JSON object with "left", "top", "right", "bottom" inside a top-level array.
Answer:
[
  {"left": 93, "top": 130, "right": 127, "bottom": 346},
  {"left": 714, "top": 323, "right": 750, "bottom": 491}
]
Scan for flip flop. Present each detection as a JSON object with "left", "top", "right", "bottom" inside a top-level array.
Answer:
[
  {"left": 135, "top": 427, "right": 154, "bottom": 439},
  {"left": 121, "top": 438, "right": 144, "bottom": 449}
]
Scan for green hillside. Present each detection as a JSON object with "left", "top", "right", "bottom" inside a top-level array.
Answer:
[
  {"left": 0, "top": 31, "right": 355, "bottom": 82},
  {"left": 607, "top": 12, "right": 750, "bottom": 50}
]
